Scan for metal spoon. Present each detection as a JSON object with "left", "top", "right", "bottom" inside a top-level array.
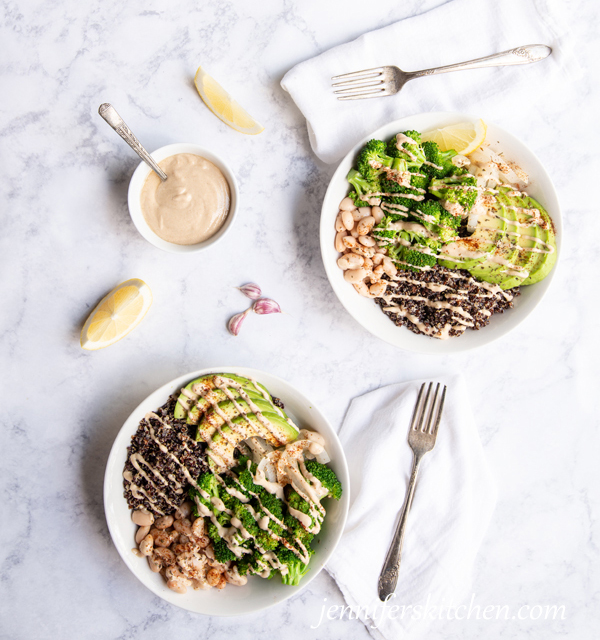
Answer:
[{"left": 98, "top": 103, "right": 167, "bottom": 181}]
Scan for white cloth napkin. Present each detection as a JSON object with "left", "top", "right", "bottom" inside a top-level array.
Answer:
[
  {"left": 281, "top": 0, "right": 579, "bottom": 164},
  {"left": 325, "top": 375, "right": 497, "bottom": 640}
]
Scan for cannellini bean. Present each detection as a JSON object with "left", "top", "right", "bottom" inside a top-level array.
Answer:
[
  {"left": 175, "top": 501, "right": 193, "bottom": 521},
  {"left": 154, "top": 530, "right": 177, "bottom": 548},
  {"left": 339, "top": 197, "right": 355, "bottom": 211},
  {"left": 350, "top": 228, "right": 359, "bottom": 238},
  {"left": 358, "top": 235, "right": 376, "bottom": 247},
  {"left": 139, "top": 534, "right": 153, "bottom": 557},
  {"left": 191, "top": 518, "right": 205, "bottom": 538},
  {"left": 337, "top": 256, "right": 351, "bottom": 270},
  {"left": 383, "top": 256, "right": 398, "bottom": 277},
  {"left": 346, "top": 253, "right": 364, "bottom": 268},
  {"left": 357, "top": 216, "right": 375, "bottom": 236},
  {"left": 352, "top": 208, "right": 370, "bottom": 221},
  {"left": 344, "top": 268, "right": 367, "bottom": 283},
  {"left": 353, "top": 281, "right": 373, "bottom": 297},
  {"left": 206, "top": 568, "right": 222, "bottom": 587},
  {"left": 342, "top": 236, "right": 358, "bottom": 250},
  {"left": 370, "top": 281, "right": 388, "bottom": 296},
  {"left": 352, "top": 244, "right": 376, "bottom": 258},
  {"left": 216, "top": 575, "right": 227, "bottom": 590},
  {"left": 172, "top": 542, "right": 193, "bottom": 556},
  {"left": 173, "top": 518, "right": 192, "bottom": 537},
  {"left": 148, "top": 555, "right": 162, "bottom": 573},
  {"left": 135, "top": 526, "right": 150, "bottom": 545},
  {"left": 194, "top": 535, "right": 210, "bottom": 549},
  {"left": 372, "top": 253, "right": 384, "bottom": 266},
  {"left": 369, "top": 265, "right": 384, "bottom": 283},
  {"left": 335, "top": 212, "right": 345, "bottom": 232},
  {"left": 363, "top": 256, "right": 373, "bottom": 270},
  {"left": 372, "top": 206, "right": 384, "bottom": 223},
  {"left": 341, "top": 210, "right": 354, "bottom": 231},
  {"left": 335, "top": 231, "right": 347, "bottom": 253},
  {"left": 153, "top": 547, "right": 176, "bottom": 567},
  {"left": 375, "top": 245, "right": 388, "bottom": 254},
  {"left": 154, "top": 515, "right": 174, "bottom": 530},
  {"left": 132, "top": 510, "right": 154, "bottom": 527}
]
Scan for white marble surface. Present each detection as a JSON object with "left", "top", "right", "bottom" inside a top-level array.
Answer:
[{"left": 1, "top": 0, "right": 598, "bottom": 638}]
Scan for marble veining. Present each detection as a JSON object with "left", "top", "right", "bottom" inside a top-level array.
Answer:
[{"left": 0, "top": 0, "right": 598, "bottom": 638}]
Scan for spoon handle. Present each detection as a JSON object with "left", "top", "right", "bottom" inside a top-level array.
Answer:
[{"left": 98, "top": 103, "right": 167, "bottom": 181}]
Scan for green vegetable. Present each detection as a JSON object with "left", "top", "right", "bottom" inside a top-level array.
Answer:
[{"left": 304, "top": 460, "right": 342, "bottom": 500}]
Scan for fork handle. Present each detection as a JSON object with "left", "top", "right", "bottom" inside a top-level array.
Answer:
[
  {"left": 408, "top": 44, "right": 551, "bottom": 80},
  {"left": 378, "top": 453, "right": 422, "bottom": 601}
]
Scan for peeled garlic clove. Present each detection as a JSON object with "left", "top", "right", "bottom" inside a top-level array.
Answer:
[
  {"left": 236, "top": 283, "right": 262, "bottom": 300},
  {"left": 252, "top": 298, "right": 281, "bottom": 315},
  {"left": 227, "top": 309, "right": 250, "bottom": 336}
]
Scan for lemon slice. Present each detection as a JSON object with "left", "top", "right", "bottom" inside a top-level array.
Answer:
[
  {"left": 194, "top": 66, "right": 264, "bottom": 135},
  {"left": 80, "top": 279, "right": 152, "bottom": 351},
  {"left": 421, "top": 119, "right": 487, "bottom": 155}
]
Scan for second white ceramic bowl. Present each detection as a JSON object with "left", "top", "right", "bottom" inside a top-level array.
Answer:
[{"left": 127, "top": 143, "right": 239, "bottom": 254}]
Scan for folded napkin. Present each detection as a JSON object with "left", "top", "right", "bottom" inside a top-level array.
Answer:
[
  {"left": 281, "top": 0, "right": 579, "bottom": 164},
  {"left": 326, "top": 375, "right": 496, "bottom": 640}
]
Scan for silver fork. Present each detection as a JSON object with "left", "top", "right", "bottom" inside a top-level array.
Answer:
[
  {"left": 378, "top": 382, "right": 447, "bottom": 601},
  {"left": 332, "top": 44, "right": 551, "bottom": 100}
]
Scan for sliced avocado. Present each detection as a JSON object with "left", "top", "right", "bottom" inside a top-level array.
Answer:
[
  {"left": 210, "top": 412, "right": 299, "bottom": 468},
  {"left": 496, "top": 205, "right": 539, "bottom": 289},
  {"left": 198, "top": 398, "right": 276, "bottom": 444},
  {"left": 521, "top": 197, "right": 557, "bottom": 285}
]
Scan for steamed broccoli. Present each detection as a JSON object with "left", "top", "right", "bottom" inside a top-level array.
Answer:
[
  {"left": 386, "top": 130, "right": 426, "bottom": 169},
  {"left": 255, "top": 530, "right": 279, "bottom": 552},
  {"left": 429, "top": 175, "right": 478, "bottom": 211},
  {"left": 304, "top": 460, "right": 342, "bottom": 500},
  {"left": 388, "top": 241, "right": 438, "bottom": 272},
  {"left": 412, "top": 199, "right": 459, "bottom": 244},
  {"left": 347, "top": 168, "right": 380, "bottom": 201},
  {"left": 348, "top": 190, "right": 371, "bottom": 208},
  {"left": 422, "top": 141, "right": 458, "bottom": 178},
  {"left": 213, "top": 538, "right": 236, "bottom": 564},
  {"left": 380, "top": 178, "right": 422, "bottom": 211},
  {"left": 234, "top": 502, "right": 260, "bottom": 537},
  {"left": 356, "top": 139, "right": 395, "bottom": 181},
  {"left": 276, "top": 546, "right": 314, "bottom": 587}
]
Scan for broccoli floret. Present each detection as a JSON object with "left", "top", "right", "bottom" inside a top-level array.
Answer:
[
  {"left": 347, "top": 190, "right": 371, "bottom": 208},
  {"left": 380, "top": 178, "right": 422, "bottom": 211},
  {"left": 196, "top": 472, "right": 219, "bottom": 498},
  {"left": 234, "top": 502, "right": 260, "bottom": 537},
  {"left": 207, "top": 521, "right": 220, "bottom": 542},
  {"left": 304, "top": 460, "right": 342, "bottom": 501},
  {"left": 429, "top": 175, "right": 478, "bottom": 211},
  {"left": 347, "top": 168, "right": 380, "bottom": 200},
  {"left": 234, "top": 555, "right": 253, "bottom": 577},
  {"left": 355, "top": 139, "right": 395, "bottom": 181},
  {"left": 256, "top": 530, "right": 279, "bottom": 551},
  {"left": 218, "top": 484, "right": 238, "bottom": 511},
  {"left": 422, "top": 141, "right": 458, "bottom": 178},
  {"left": 386, "top": 130, "right": 426, "bottom": 169},
  {"left": 388, "top": 243, "right": 438, "bottom": 272},
  {"left": 276, "top": 546, "right": 314, "bottom": 587},
  {"left": 237, "top": 467, "right": 261, "bottom": 496},
  {"left": 213, "top": 538, "right": 236, "bottom": 564},
  {"left": 287, "top": 490, "right": 312, "bottom": 518},
  {"left": 414, "top": 198, "right": 442, "bottom": 225}
]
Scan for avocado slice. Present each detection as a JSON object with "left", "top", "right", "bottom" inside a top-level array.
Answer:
[
  {"left": 210, "top": 412, "right": 299, "bottom": 468},
  {"left": 520, "top": 197, "right": 557, "bottom": 285},
  {"left": 198, "top": 398, "right": 277, "bottom": 444}
]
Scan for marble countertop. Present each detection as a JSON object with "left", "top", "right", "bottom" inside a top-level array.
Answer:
[{"left": 1, "top": 0, "right": 598, "bottom": 638}]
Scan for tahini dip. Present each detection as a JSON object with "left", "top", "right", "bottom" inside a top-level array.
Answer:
[{"left": 140, "top": 153, "right": 230, "bottom": 245}]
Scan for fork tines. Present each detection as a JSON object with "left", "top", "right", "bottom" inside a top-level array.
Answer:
[
  {"left": 331, "top": 67, "right": 387, "bottom": 100},
  {"left": 410, "top": 382, "right": 447, "bottom": 435}
]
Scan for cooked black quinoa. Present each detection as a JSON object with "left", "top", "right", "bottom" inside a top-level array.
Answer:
[
  {"left": 123, "top": 395, "right": 207, "bottom": 515},
  {"left": 375, "top": 266, "right": 520, "bottom": 339},
  {"left": 272, "top": 396, "right": 285, "bottom": 410}
]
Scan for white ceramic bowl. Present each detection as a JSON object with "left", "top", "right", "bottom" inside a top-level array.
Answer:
[
  {"left": 127, "top": 143, "right": 239, "bottom": 253},
  {"left": 320, "top": 112, "right": 562, "bottom": 354},
  {"left": 104, "top": 367, "right": 350, "bottom": 616}
]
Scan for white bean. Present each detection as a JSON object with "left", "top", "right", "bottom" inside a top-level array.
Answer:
[
  {"left": 358, "top": 207, "right": 372, "bottom": 218},
  {"left": 353, "top": 281, "right": 374, "bottom": 297},
  {"left": 148, "top": 555, "right": 162, "bottom": 573},
  {"left": 357, "top": 216, "right": 376, "bottom": 236},
  {"left": 352, "top": 244, "right": 376, "bottom": 258},
  {"left": 135, "top": 526, "right": 151, "bottom": 545},
  {"left": 335, "top": 231, "right": 347, "bottom": 253},
  {"left": 375, "top": 245, "right": 388, "bottom": 254},
  {"left": 337, "top": 256, "right": 351, "bottom": 270},
  {"left": 358, "top": 235, "right": 376, "bottom": 247},
  {"left": 154, "top": 515, "right": 174, "bottom": 530},
  {"left": 335, "top": 212, "right": 345, "bottom": 232},
  {"left": 344, "top": 268, "right": 367, "bottom": 283},
  {"left": 139, "top": 534, "right": 153, "bottom": 557},
  {"left": 206, "top": 568, "right": 223, "bottom": 587},
  {"left": 363, "top": 256, "right": 373, "bottom": 270},
  {"left": 372, "top": 206, "right": 384, "bottom": 223},
  {"left": 372, "top": 253, "right": 385, "bottom": 266},
  {"left": 346, "top": 253, "right": 364, "bottom": 268},
  {"left": 383, "top": 257, "right": 398, "bottom": 277},
  {"left": 173, "top": 518, "right": 192, "bottom": 537},
  {"left": 341, "top": 210, "right": 354, "bottom": 231},
  {"left": 175, "top": 502, "right": 193, "bottom": 521},
  {"left": 339, "top": 197, "right": 355, "bottom": 211},
  {"left": 352, "top": 208, "right": 370, "bottom": 221},
  {"left": 342, "top": 236, "right": 358, "bottom": 250},
  {"left": 370, "top": 281, "right": 388, "bottom": 296},
  {"left": 132, "top": 510, "right": 154, "bottom": 527}
]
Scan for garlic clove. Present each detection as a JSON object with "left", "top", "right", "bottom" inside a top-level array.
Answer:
[
  {"left": 236, "top": 283, "right": 262, "bottom": 300},
  {"left": 252, "top": 298, "right": 281, "bottom": 315},
  {"left": 227, "top": 309, "right": 250, "bottom": 336}
]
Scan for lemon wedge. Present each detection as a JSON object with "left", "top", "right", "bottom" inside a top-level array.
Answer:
[
  {"left": 80, "top": 279, "right": 152, "bottom": 351},
  {"left": 194, "top": 66, "right": 264, "bottom": 135},
  {"left": 421, "top": 119, "right": 487, "bottom": 156}
]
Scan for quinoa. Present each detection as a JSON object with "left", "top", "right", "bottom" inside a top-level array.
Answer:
[
  {"left": 123, "top": 395, "right": 208, "bottom": 516},
  {"left": 375, "top": 266, "right": 520, "bottom": 339}
]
